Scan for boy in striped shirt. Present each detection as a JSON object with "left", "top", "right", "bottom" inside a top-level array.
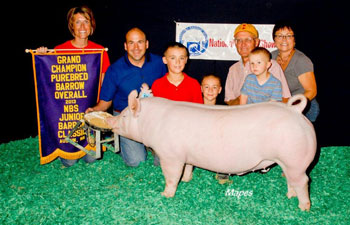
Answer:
[{"left": 240, "top": 47, "right": 282, "bottom": 104}]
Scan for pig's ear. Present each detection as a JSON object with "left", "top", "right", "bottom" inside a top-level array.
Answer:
[{"left": 128, "top": 90, "right": 141, "bottom": 117}]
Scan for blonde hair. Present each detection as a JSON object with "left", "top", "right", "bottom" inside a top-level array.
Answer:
[
  {"left": 250, "top": 47, "right": 272, "bottom": 61},
  {"left": 67, "top": 6, "right": 96, "bottom": 36}
]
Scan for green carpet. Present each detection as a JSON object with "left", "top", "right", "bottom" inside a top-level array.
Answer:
[{"left": 1, "top": 137, "right": 349, "bottom": 224}]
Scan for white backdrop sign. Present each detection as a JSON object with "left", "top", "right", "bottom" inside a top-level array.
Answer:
[{"left": 176, "top": 22, "right": 276, "bottom": 61}]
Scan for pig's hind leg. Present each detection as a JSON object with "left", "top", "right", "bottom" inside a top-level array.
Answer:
[
  {"left": 281, "top": 166, "right": 311, "bottom": 211},
  {"left": 160, "top": 159, "right": 186, "bottom": 198}
]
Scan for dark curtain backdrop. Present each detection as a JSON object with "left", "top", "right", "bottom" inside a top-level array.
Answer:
[{"left": 3, "top": 0, "right": 348, "bottom": 146}]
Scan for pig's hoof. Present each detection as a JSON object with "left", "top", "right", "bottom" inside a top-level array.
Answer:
[
  {"left": 181, "top": 175, "right": 192, "bottom": 182},
  {"left": 298, "top": 202, "right": 311, "bottom": 211},
  {"left": 181, "top": 177, "right": 192, "bottom": 182},
  {"left": 161, "top": 191, "right": 175, "bottom": 198},
  {"left": 286, "top": 190, "right": 297, "bottom": 199}
]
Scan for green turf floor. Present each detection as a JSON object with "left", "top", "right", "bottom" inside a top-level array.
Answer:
[{"left": 1, "top": 137, "right": 349, "bottom": 224}]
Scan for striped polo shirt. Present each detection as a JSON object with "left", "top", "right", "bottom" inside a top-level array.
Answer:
[{"left": 241, "top": 74, "right": 282, "bottom": 104}]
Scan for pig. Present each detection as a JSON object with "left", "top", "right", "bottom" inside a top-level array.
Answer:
[{"left": 107, "top": 90, "right": 316, "bottom": 211}]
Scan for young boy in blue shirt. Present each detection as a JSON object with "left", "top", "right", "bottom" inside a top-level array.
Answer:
[{"left": 240, "top": 47, "right": 282, "bottom": 105}]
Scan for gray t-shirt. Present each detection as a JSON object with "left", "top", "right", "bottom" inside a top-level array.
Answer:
[{"left": 271, "top": 49, "right": 313, "bottom": 95}]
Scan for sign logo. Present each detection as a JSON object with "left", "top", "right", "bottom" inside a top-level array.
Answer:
[{"left": 179, "top": 26, "right": 209, "bottom": 56}]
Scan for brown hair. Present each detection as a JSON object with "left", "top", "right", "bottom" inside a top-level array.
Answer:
[
  {"left": 201, "top": 74, "right": 222, "bottom": 87},
  {"left": 67, "top": 6, "right": 96, "bottom": 36},
  {"left": 164, "top": 42, "right": 189, "bottom": 57}
]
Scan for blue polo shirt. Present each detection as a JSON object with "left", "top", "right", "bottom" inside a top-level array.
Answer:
[{"left": 100, "top": 53, "right": 166, "bottom": 111}]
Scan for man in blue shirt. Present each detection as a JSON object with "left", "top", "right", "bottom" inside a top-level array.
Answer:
[{"left": 86, "top": 27, "right": 166, "bottom": 167}]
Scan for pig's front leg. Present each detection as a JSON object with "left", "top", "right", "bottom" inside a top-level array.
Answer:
[
  {"left": 160, "top": 160, "right": 185, "bottom": 198},
  {"left": 181, "top": 164, "right": 193, "bottom": 182}
]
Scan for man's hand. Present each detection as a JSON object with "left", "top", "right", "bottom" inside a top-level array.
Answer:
[{"left": 85, "top": 100, "right": 112, "bottom": 114}]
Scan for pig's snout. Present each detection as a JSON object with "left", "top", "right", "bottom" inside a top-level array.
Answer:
[{"left": 106, "top": 117, "right": 119, "bottom": 132}]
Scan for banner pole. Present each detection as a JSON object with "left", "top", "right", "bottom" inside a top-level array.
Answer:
[{"left": 25, "top": 48, "right": 108, "bottom": 53}]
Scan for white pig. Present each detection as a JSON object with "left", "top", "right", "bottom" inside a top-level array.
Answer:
[{"left": 107, "top": 90, "right": 316, "bottom": 211}]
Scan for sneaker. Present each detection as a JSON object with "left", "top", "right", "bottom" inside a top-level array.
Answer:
[
  {"left": 259, "top": 168, "right": 271, "bottom": 174},
  {"left": 215, "top": 173, "right": 232, "bottom": 184}
]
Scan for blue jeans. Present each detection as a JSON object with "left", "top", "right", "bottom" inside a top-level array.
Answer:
[
  {"left": 305, "top": 98, "right": 320, "bottom": 122},
  {"left": 113, "top": 111, "right": 147, "bottom": 167},
  {"left": 60, "top": 154, "right": 96, "bottom": 167}
]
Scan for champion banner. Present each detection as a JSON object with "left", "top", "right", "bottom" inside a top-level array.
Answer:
[
  {"left": 176, "top": 22, "right": 276, "bottom": 61},
  {"left": 30, "top": 51, "right": 103, "bottom": 164}
]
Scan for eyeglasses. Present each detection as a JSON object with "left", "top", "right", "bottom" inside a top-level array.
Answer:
[
  {"left": 234, "top": 37, "right": 256, "bottom": 44},
  {"left": 274, "top": 35, "right": 294, "bottom": 40}
]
